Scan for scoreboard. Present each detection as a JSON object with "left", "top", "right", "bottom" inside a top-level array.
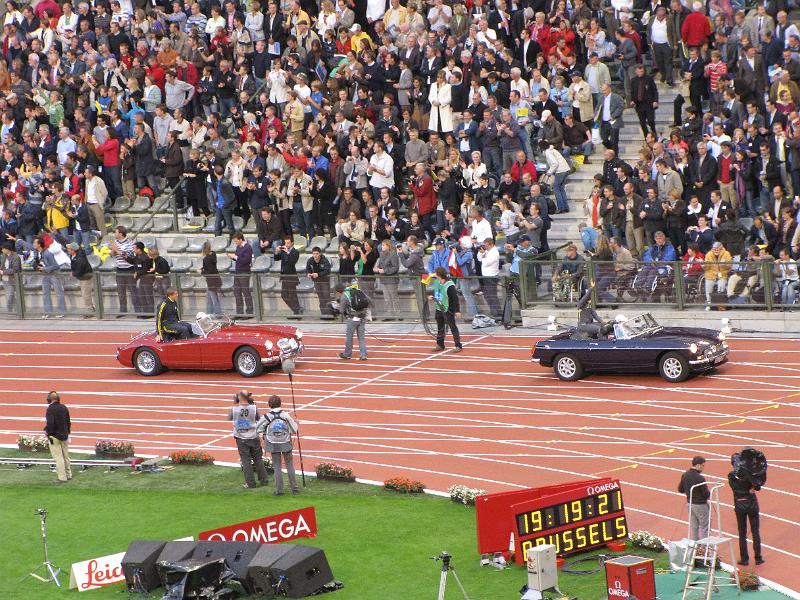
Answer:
[{"left": 476, "top": 478, "right": 628, "bottom": 563}]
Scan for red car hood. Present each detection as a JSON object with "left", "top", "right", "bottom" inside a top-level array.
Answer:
[{"left": 215, "top": 324, "right": 300, "bottom": 338}]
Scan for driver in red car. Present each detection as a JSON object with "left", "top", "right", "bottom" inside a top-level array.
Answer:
[{"left": 156, "top": 287, "right": 195, "bottom": 341}]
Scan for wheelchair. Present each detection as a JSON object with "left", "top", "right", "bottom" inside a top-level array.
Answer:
[
  {"left": 552, "top": 275, "right": 587, "bottom": 303},
  {"left": 630, "top": 265, "right": 676, "bottom": 302}
]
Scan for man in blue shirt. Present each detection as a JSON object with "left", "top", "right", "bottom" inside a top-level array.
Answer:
[{"left": 213, "top": 165, "right": 237, "bottom": 239}]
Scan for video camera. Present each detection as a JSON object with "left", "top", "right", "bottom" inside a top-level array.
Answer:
[{"left": 732, "top": 447, "right": 768, "bottom": 488}]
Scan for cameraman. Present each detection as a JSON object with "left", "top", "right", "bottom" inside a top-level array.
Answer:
[
  {"left": 337, "top": 282, "right": 372, "bottom": 361},
  {"left": 44, "top": 391, "right": 71, "bottom": 483},
  {"left": 228, "top": 390, "right": 270, "bottom": 489},
  {"left": 729, "top": 455, "right": 764, "bottom": 566}
]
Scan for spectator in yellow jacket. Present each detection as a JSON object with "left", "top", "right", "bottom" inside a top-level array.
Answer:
[{"left": 703, "top": 241, "right": 732, "bottom": 309}]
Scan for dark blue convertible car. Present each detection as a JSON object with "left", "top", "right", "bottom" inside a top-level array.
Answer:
[{"left": 532, "top": 313, "right": 729, "bottom": 382}]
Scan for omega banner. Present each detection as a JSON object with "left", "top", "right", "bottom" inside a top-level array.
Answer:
[{"left": 198, "top": 507, "right": 317, "bottom": 543}]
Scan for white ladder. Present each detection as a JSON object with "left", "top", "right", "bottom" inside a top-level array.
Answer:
[{"left": 681, "top": 483, "right": 740, "bottom": 600}]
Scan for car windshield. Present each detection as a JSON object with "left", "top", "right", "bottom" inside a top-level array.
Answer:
[
  {"left": 614, "top": 313, "right": 661, "bottom": 340},
  {"left": 195, "top": 313, "right": 232, "bottom": 337}
]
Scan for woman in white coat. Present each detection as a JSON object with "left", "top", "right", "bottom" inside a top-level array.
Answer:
[{"left": 428, "top": 70, "right": 453, "bottom": 134}]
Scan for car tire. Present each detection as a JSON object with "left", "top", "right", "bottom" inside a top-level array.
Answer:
[
  {"left": 659, "top": 352, "right": 689, "bottom": 383},
  {"left": 554, "top": 353, "right": 584, "bottom": 381},
  {"left": 234, "top": 346, "right": 264, "bottom": 377},
  {"left": 134, "top": 348, "right": 162, "bottom": 376}
]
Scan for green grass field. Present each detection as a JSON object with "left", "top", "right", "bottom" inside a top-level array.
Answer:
[{"left": 0, "top": 449, "right": 668, "bottom": 599}]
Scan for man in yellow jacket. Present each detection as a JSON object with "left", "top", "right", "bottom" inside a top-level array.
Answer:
[{"left": 702, "top": 242, "right": 732, "bottom": 309}]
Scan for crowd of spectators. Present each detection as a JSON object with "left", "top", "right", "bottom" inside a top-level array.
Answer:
[{"left": 0, "top": 0, "right": 799, "bottom": 317}]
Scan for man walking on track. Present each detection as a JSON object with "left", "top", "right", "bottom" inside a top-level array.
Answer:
[
  {"left": 228, "top": 390, "right": 269, "bottom": 489},
  {"left": 44, "top": 391, "right": 71, "bottom": 483},
  {"left": 337, "top": 282, "right": 372, "bottom": 361},
  {"left": 257, "top": 395, "right": 300, "bottom": 496},
  {"left": 679, "top": 455, "right": 710, "bottom": 540},
  {"left": 429, "top": 266, "right": 463, "bottom": 353}
]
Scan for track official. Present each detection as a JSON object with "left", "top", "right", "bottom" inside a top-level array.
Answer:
[
  {"left": 156, "top": 287, "right": 193, "bottom": 341},
  {"left": 679, "top": 456, "right": 710, "bottom": 541},
  {"left": 229, "top": 391, "right": 270, "bottom": 489},
  {"left": 337, "top": 282, "right": 372, "bottom": 361},
  {"left": 44, "top": 391, "right": 71, "bottom": 483},
  {"left": 429, "top": 267, "right": 463, "bottom": 353}
]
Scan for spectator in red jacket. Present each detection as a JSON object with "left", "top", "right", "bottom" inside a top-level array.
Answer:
[
  {"left": 510, "top": 151, "right": 538, "bottom": 183},
  {"left": 681, "top": 2, "right": 711, "bottom": 48},
  {"left": 408, "top": 163, "right": 437, "bottom": 241}
]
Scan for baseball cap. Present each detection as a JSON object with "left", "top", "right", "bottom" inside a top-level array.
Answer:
[
  {"left": 541, "top": 110, "right": 552, "bottom": 120},
  {"left": 519, "top": 235, "right": 531, "bottom": 243},
  {"left": 67, "top": 242, "right": 79, "bottom": 251},
  {"left": 434, "top": 238, "right": 445, "bottom": 245}
]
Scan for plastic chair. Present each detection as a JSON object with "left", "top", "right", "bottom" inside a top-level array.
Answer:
[
  {"left": 151, "top": 215, "right": 174, "bottom": 233},
  {"left": 168, "top": 236, "right": 189, "bottom": 253},
  {"left": 129, "top": 196, "right": 151, "bottom": 213},
  {"left": 187, "top": 237, "right": 209, "bottom": 253},
  {"left": 293, "top": 234, "right": 307, "bottom": 252},
  {"left": 252, "top": 254, "right": 272, "bottom": 273},
  {"left": 109, "top": 197, "right": 131, "bottom": 213},
  {"left": 210, "top": 235, "right": 229, "bottom": 253},
  {"left": 216, "top": 255, "right": 233, "bottom": 273}
]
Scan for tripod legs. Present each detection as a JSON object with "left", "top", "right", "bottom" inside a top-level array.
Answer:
[
  {"left": 437, "top": 567, "right": 470, "bottom": 600},
  {"left": 27, "top": 561, "right": 62, "bottom": 587}
]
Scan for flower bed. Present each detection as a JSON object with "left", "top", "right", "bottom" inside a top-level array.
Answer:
[
  {"left": 17, "top": 435, "right": 50, "bottom": 453},
  {"left": 448, "top": 484, "right": 487, "bottom": 506},
  {"left": 739, "top": 570, "right": 760, "bottom": 591},
  {"left": 628, "top": 530, "right": 666, "bottom": 552},
  {"left": 384, "top": 477, "right": 425, "bottom": 494},
  {"left": 170, "top": 450, "right": 215, "bottom": 465},
  {"left": 95, "top": 440, "right": 135, "bottom": 458},
  {"left": 316, "top": 462, "right": 355, "bottom": 482}
]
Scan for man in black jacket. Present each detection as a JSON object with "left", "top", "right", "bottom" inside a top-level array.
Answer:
[
  {"left": 275, "top": 236, "right": 302, "bottom": 317},
  {"left": 67, "top": 242, "right": 94, "bottom": 313},
  {"left": 689, "top": 142, "right": 718, "bottom": 209},
  {"left": 630, "top": 64, "right": 659, "bottom": 136},
  {"left": 248, "top": 165, "right": 272, "bottom": 240},
  {"left": 44, "top": 391, "right": 72, "bottom": 483},
  {"left": 678, "top": 456, "right": 710, "bottom": 541},
  {"left": 429, "top": 267, "right": 462, "bottom": 353},
  {"left": 306, "top": 247, "right": 332, "bottom": 316},
  {"left": 728, "top": 454, "right": 764, "bottom": 566},
  {"left": 156, "top": 287, "right": 194, "bottom": 340}
]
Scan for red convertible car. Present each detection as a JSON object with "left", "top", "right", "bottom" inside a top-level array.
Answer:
[{"left": 116, "top": 314, "right": 304, "bottom": 377}]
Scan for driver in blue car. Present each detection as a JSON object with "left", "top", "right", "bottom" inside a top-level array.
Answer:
[
  {"left": 576, "top": 285, "right": 613, "bottom": 339},
  {"left": 156, "top": 287, "right": 195, "bottom": 341}
]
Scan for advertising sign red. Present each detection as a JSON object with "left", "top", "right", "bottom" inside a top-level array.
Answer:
[{"left": 198, "top": 507, "right": 317, "bottom": 543}]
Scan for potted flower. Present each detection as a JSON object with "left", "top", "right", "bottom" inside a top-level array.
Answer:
[
  {"left": 384, "top": 477, "right": 425, "bottom": 494},
  {"left": 95, "top": 440, "right": 135, "bottom": 458},
  {"left": 169, "top": 450, "right": 215, "bottom": 465},
  {"left": 17, "top": 435, "right": 50, "bottom": 453},
  {"left": 739, "top": 570, "right": 759, "bottom": 591},
  {"left": 628, "top": 530, "right": 666, "bottom": 552},
  {"left": 316, "top": 462, "right": 355, "bottom": 482},
  {"left": 448, "top": 484, "right": 487, "bottom": 506}
]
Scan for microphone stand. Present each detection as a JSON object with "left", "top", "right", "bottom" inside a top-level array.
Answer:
[{"left": 281, "top": 359, "right": 306, "bottom": 487}]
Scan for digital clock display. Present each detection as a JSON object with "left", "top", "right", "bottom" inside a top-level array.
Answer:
[
  {"left": 520, "top": 516, "right": 628, "bottom": 557},
  {"left": 516, "top": 489, "right": 624, "bottom": 536}
]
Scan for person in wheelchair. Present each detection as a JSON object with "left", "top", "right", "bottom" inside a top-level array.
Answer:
[
  {"left": 552, "top": 244, "right": 586, "bottom": 302},
  {"left": 156, "top": 287, "right": 196, "bottom": 342},
  {"left": 727, "top": 245, "right": 762, "bottom": 305},
  {"left": 575, "top": 285, "right": 613, "bottom": 339},
  {"left": 639, "top": 231, "right": 677, "bottom": 296}
]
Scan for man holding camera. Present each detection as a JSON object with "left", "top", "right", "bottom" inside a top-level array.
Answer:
[
  {"left": 44, "top": 391, "right": 71, "bottom": 483},
  {"left": 337, "top": 282, "right": 372, "bottom": 361},
  {"left": 228, "top": 390, "right": 270, "bottom": 489}
]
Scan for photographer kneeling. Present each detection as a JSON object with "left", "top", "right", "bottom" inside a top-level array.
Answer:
[{"left": 228, "top": 390, "right": 270, "bottom": 489}]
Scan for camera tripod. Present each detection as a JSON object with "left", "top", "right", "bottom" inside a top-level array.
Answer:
[
  {"left": 26, "top": 508, "right": 62, "bottom": 587},
  {"left": 433, "top": 552, "right": 470, "bottom": 600}
]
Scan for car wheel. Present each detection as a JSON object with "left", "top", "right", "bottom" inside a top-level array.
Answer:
[
  {"left": 134, "top": 348, "right": 162, "bottom": 376},
  {"left": 554, "top": 353, "right": 584, "bottom": 381},
  {"left": 659, "top": 352, "right": 689, "bottom": 383},
  {"left": 235, "top": 346, "right": 264, "bottom": 377}
]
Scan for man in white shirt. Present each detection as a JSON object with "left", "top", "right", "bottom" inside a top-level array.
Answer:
[
  {"left": 510, "top": 67, "right": 531, "bottom": 101},
  {"left": 469, "top": 206, "right": 493, "bottom": 243},
  {"left": 84, "top": 166, "right": 108, "bottom": 237},
  {"left": 477, "top": 236, "right": 501, "bottom": 317},
  {"left": 367, "top": 141, "right": 395, "bottom": 201},
  {"left": 427, "top": 0, "right": 452, "bottom": 31},
  {"left": 649, "top": 6, "right": 674, "bottom": 85}
]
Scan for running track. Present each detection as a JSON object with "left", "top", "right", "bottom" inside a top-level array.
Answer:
[{"left": 1, "top": 329, "right": 799, "bottom": 592}]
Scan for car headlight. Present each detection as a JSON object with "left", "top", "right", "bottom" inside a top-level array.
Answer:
[
  {"left": 295, "top": 330, "right": 303, "bottom": 340},
  {"left": 689, "top": 343, "right": 699, "bottom": 355},
  {"left": 265, "top": 340, "right": 274, "bottom": 350}
]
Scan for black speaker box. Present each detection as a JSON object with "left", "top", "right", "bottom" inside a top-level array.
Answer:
[
  {"left": 246, "top": 544, "right": 297, "bottom": 598},
  {"left": 192, "top": 540, "right": 262, "bottom": 587},
  {"left": 157, "top": 540, "right": 197, "bottom": 564},
  {"left": 121, "top": 540, "right": 167, "bottom": 592},
  {"left": 270, "top": 545, "right": 333, "bottom": 598}
]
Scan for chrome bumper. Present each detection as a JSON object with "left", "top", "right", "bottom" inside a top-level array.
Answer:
[
  {"left": 261, "top": 343, "right": 304, "bottom": 365},
  {"left": 689, "top": 349, "right": 729, "bottom": 366}
]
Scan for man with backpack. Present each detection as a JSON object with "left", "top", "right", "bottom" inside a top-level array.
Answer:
[
  {"left": 256, "top": 395, "right": 300, "bottom": 496},
  {"left": 337, "top": 282, "right": 372, "bottom": 361},
  {"left": 228, "top": 390, "right": 270, "bottom": 489}
]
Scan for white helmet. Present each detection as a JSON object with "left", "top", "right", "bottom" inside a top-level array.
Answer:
[{"left": 615, "top": 314, "right": 627, "bottom": 323}]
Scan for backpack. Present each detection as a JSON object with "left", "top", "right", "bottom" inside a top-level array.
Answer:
[
  {"left": 265, "top": 412, "right": 291, "bottom": 444},
  {"left": 471, "top": 314, "right": 496, "bottom": 329},
  {"left": 347, "top": 287, "right": 369, "bottom": 312}
]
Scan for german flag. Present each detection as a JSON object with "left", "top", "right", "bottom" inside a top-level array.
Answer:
[{"left": 420, "top": 273, "right": 434, "bottom": 285}]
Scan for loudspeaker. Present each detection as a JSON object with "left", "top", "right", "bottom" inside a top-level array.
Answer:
[
  {"left": 121, "top": 540, "right": 167, "bottom": 592},
  {"left": 270, "top": 545, "right": 333, "bottom": 598},
  {"left": 192, "top": 541, "right": 262, "bottom": 587},
  {"left": 246, "top": 544, "right": 296, "bottom": 598},
  {"left": 157, "top": 540, "right": 197, "bottom": 564}
]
